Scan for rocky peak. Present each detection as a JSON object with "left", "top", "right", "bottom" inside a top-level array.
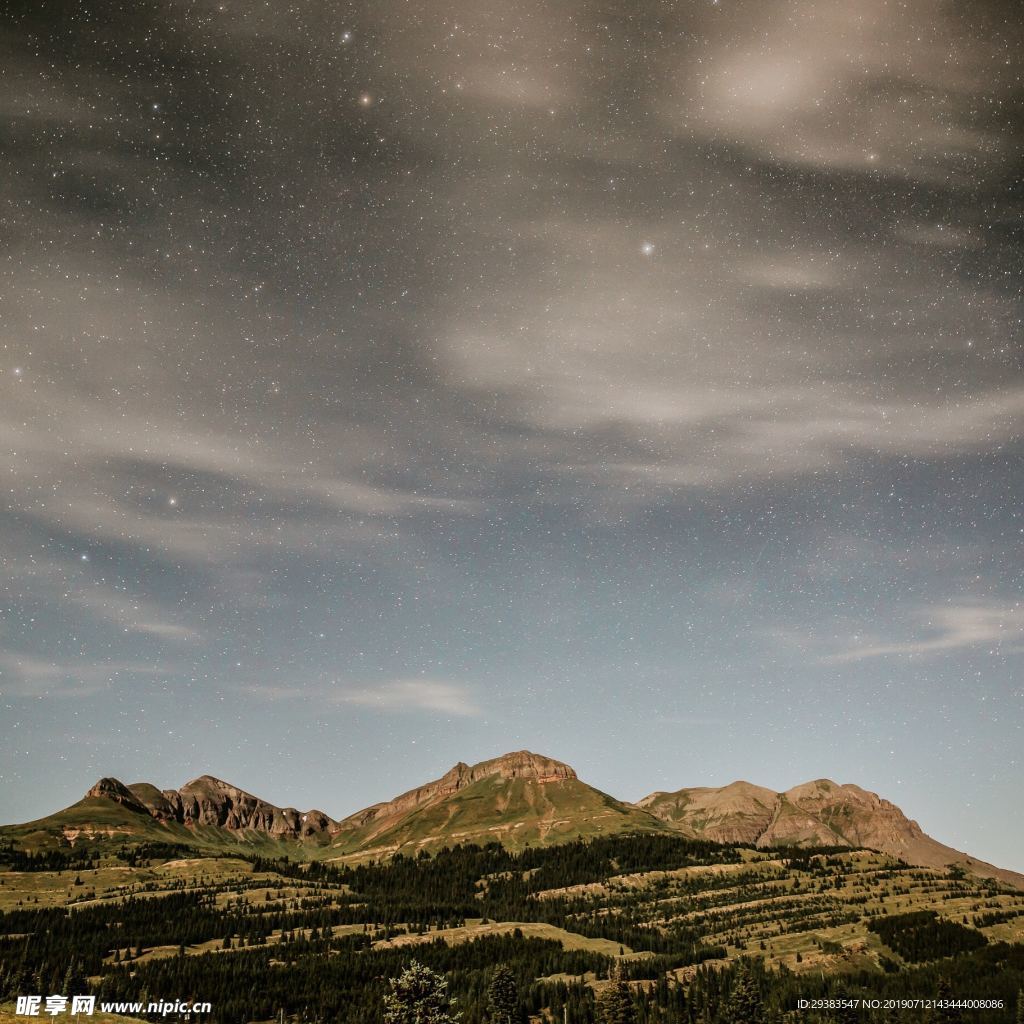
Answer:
[
  {"left": 638, "top": 780, "right": 778, "bottom": 844},
  {"left": 485, "top": 750, "right": 578, "bottom": 782},
  {"left": 337, "top": 750, "right": 577, "bottom": 831},
  {"left": 640, "top": 776, "right": 935, "bottom": 857},
  {"left": 84, "top": 775, "right": 339, "bottom": 840},
  {"left": 86, "top": 777, "right": 148, "bottom": 814},
  {"left": 781, "top": 780, "right": 925, "bottom": 847}
]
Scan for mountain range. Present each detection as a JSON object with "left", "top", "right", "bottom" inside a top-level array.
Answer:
[{"left": 4, "top": 750, "right": 1021, "bottom": 888}]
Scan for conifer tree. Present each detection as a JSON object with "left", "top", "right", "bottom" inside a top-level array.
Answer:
[
  {"left": 722, "top": 960, "right": 763, "bottom": 1024},
  {"left": 383, "top": 960, "right": 462, "bottom": 1024},
  {"left": 62, "top": 960, "right": 86, "bottom": 995},
  {"left": 595, "top": 961, "right": 635, "bottom": 1024},
  {"left": 486, "top": 964, "right": 518, "bottom": 1024}
]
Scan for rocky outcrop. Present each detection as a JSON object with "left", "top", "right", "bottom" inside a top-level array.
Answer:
[
  {"left": 338, "top": 750, "right": 577, "bottom": 831},
  {"left": 771, "top": 779, "right": 926, "bottom": 850},
  {"left": 86, "top": 778, "right": 150, "bottom": 815},
  {"left": 83, "top": 774, "right": 340, "bottom": 841},
  {"left": 640, "top": 777, "right": 929, "bottom": 852}
]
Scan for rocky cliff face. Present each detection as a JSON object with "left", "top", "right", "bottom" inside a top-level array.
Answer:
[{"left": 86, "top": 775, "right": 338, "bottom": 840}]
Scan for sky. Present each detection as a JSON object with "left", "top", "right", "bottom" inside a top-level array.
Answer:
[{"left": 0, "top": 0, "right": 1022, "bottom": 871}]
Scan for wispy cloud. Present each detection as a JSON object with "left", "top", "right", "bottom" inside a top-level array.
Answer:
[
  {"left": 0, "top": 652, "right": 173, "bottom": 698},
  {"left": 821, "top": 603, "right": 1024, "bottom": 664},
  {"left": 658, "top": 0, "right": 1014, "bottom": 182},
  {"left": 337, "top": 679, "right": 482, "bottom": 718}
]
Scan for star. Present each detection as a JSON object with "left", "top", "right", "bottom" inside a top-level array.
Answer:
[{"left": 641, "top": 242, "right": 655, "bottom": 256}]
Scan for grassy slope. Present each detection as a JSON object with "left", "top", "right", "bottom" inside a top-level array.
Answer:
[
  {"left": 329, "top": 774, "right": 669, "bottom": 856},
  {"left": 3, "top": 850, "right": 1023, "bottom": 986}
]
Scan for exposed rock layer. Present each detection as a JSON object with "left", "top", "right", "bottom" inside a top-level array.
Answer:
[{"left": 88, "top": 774, "right": 337, "bottom": 839}]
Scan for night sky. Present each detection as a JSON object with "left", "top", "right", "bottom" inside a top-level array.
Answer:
[{"left": 1, "top": 1, "right": 1022, "bottom": 871}]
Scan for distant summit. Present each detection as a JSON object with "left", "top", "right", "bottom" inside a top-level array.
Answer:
[
  {"left": 2, "top": 751, "right": 1019, "bottom": 889},
  {"left": 638, "top": 777, "right": 1023, "bottom": 888},
  {"left": 86, "top": 773, "right": 337, "bottom": 838}
]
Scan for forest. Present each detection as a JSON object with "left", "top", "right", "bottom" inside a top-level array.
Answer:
[{"left": 1, "top": 835, "right": 1023, "bottom": 1023}]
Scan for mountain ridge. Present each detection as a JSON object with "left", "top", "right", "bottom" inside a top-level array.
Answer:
[{"left": 4, "top": 750, "right": 1022, "bottom": 889}]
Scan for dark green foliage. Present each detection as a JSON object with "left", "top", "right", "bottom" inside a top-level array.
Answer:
[
  {"left": 1, "top": 833, "right": 1021, "bottom": 1023},
  {"left": 485, "top": 964, "right": 518, "bottom": 1024},
  {"left": 868, "top": 910, "right": 987, "bottom": 963},
  {"left": 721, "top": 958, "right": 764, "bottom": 1024},
  {"left": 936, "top": 976, "right": 964, "bottom": 1023},
  {"left": 0, "top": 842, "right": 100, "bottom": 872},
  {"left": 594, "top": 960, "right": 636, "bottom": 1024}
]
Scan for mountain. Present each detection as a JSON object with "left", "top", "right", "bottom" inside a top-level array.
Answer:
[
  {"left": 2, "top": 775, "right": 341, "bottom": 854},
  {"left": 635, "top": 780, "right": 778, "bottom": 844},
  {"left": 329, "top": 750, "right": 669, "bottom": 856},
  {"left": 86, "top": 774, "right": 339, "bottom": 838},
  {"left": 3, "top": 753, "right": 1021, "bottom": 888},
  {"left": 638, "top": 777, "right": 1024, "bottom": 888},
  {"left": 2, "top": 752, "right": 667, "bottom": 858}
]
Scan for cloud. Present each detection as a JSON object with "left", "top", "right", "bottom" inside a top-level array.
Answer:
[
  {"left": 0, "top": 652, "right": 173, "bottom": 698},
  {"left": 657, "top": 0, "right": 1016, "bottom": 182},
  {"left": 821, "top": 603, "right": 1024, "bottom": 664},
  {"left": 437, "top": 210, "right": 1024, "bottom": 491},
  {"left": 337, "top": 679, "right": 482, "bottom": 717},
  {"left": 64, "top": 587, "right": 198, "bottom": 641}
]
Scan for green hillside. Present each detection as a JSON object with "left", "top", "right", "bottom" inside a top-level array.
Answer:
[{"left": 329, "top": 774, "right": 669, "bottom": 856}]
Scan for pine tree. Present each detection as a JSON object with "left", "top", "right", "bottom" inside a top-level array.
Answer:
[
  {"left": 595, "top": 961, "right": 635, "bottom": 1024},
  {"left": 486, "top": 964, "right": 518, "bottom": 1024},
  {"left": 383, "top": 960, "right": 462, "bottom": 1024},
  {"left": 722, "top": 960, "right": 763, "bottom": 1024},
  {"left": 62, "top": 960, "right": 86, "bottom": 995}
]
